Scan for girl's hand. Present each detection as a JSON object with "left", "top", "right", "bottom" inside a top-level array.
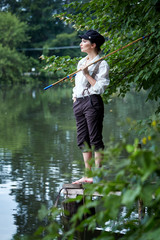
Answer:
[
  {"left": 80, "top": 64, "right": 96, "bottom": 86},
  {"left": 81, "top": 65, "right": 89, "bottom": 76}
]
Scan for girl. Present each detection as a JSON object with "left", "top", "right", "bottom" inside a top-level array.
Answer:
[{"left": 72, "top": 30, "right": 110, "bottom": 184}]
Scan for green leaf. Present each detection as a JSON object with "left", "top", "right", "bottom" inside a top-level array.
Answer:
[
  {"left": 126, "top": 144, "right": 134, "bottom": 153},
  {"left": 122, "top": 185, "right": 141, "bottom": 205}
]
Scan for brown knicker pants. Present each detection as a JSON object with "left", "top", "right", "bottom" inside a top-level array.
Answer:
[{"left": 73, "top": 94, "right": 104, "bottom": 151}]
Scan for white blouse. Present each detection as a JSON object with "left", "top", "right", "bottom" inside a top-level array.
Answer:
[{"left": 72, "top": 54, "right": 110, "bottom": 99}]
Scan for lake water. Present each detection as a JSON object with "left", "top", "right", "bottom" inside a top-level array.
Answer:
[{"left": 0, "top": 85, "right": 157, "bottom": 240}]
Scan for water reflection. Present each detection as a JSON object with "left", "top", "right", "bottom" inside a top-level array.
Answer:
[
  {"left": 0, "top": 180, "right": 17, "bottom": 239},
  {"left": 0, "top": 85, "right": 157, "bottom": 239}
]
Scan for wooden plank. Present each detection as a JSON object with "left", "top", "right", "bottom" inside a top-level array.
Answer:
[
  {"left": 62, "top": 183, "right": 83, "bottom": 189},
  {"left": 62, "top": 183, "right": 121, "bottom": 197},
  {"left": 62, "top": 188, "right": 84, "bottom": 196}
]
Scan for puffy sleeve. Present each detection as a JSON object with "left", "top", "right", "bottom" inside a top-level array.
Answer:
[
  {"left": 91, "top": 60, "right": 110, "bottom": 94},
  {"left": 72, "top": 58, "right": 84, "bottom": 99}
]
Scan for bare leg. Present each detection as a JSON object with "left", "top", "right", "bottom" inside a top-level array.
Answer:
[
  {"left": 95, "top": 151, "right": 103, "bottom": 168},
  {"left": 72, "top": 152, "right": 103, "bottom": 184},
  {"left": 83, "top": 151, "right": 92, "bottom": 169},
  {"left": 72, "top": 151, "right": 93, "bottom": 184}
]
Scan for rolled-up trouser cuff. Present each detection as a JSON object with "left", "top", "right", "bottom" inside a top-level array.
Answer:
[{"left": 80, "top": 145, "right": 104, "bottom": 152}]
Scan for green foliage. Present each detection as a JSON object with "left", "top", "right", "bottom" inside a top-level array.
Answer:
[
  {"left": 0, "top": 12, "right": 31, "bottom": 84},
  {"left": 34, "top": 205, "right": 62, "bottom": 240},
  {"left": 0, "top": 11, "right": 28, "bottom": 49},
  {"left": 0, "top": 0, "right": 65, "bottom": 43},
  {"left": 0, "top": 0, "right": 81, "bottom": 55},
  {"left": 42, "top": 55, "right": 81, "bottom": 73},
  {"left": 43, "top": 31, "right": 81, "bottom": 57},
  {"left": 41, "top": 55, "right": 82, "bottom": 86},
  {"left": 0, "top": 43, "right": 34, "bottom": 84},
  {"left": 44, "top": 0, "right": 160, "bottom": 110},
  {"left": 0, "top": 0, "right": 85, "bottom": 66}
]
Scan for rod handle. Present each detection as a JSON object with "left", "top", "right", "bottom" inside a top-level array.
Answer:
[{"left": 44, "top": 84, "right": 53, "bottom": 90}]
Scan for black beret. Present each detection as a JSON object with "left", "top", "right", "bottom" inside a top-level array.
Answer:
[{"left": 79, "top": 30, "right": 105, "bottom": 48}]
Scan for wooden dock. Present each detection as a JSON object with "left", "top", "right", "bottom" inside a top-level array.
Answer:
[
  {"left": 62, "top": 183, "right": 104, "bottom": 198},
  {"left": 55, "top": 183, "right": 144, "bottom": 220},
  {"left": 62, "top": 183, "right": 121, "bottom": 198}
]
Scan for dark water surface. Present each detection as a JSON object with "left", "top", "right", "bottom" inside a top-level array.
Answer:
[{"left": 0, "top": 85, "right": 157, "bottom": 239}]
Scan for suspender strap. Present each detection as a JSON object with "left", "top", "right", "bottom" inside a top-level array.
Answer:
[
  {"left": 91, "top": 60, "right": 102, "bottom": 79},
  {"left": 82, "top": 61, "right": 102, "bottom": 96}
]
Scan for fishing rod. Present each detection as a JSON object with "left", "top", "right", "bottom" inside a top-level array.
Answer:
[{"left": 44, "top": 33, "right": 152, "bottom": 90}]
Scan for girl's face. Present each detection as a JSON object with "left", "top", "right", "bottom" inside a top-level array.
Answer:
[{"left": 80, "top": 39, "right": 96, "bottom": 53}]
